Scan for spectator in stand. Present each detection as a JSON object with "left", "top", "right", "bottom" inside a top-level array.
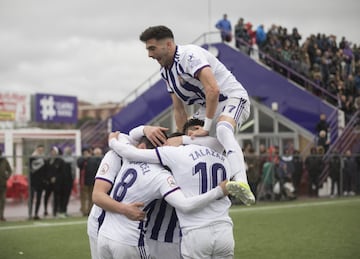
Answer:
[
  {"left": 234, "top": 17, "right": 249, "bottom": 51},
  {"left": 61, "top": 146, "right": 76, "bottom": 217},
  {"left": 255, "top": 24, "right": 267, "bottom": 50},
  {"left": 245, "top": 22, "right": 256, "bottom": 55},
  {"left": 329, "top": 150, "right": 341, "bottom": 197},
  {"left": 77, "top": 147, "right": 92, "bottom": 216},
  {"left": 317, "top": 130, "right": 330, "bottom": 153},
  {"left": 342, "top": 149, "right": 357, "bottom": 196},
  {"left": 315, "top": 113, "right": 330, "bottom": 140},
  {"left": 29, "top": 145, "right": 47, "bottom": 220},
  {"left": 342, "top": 42, "right": 354, "bottom": 77},
  {"left": 215, "top": 14, "right": 232, "bottom": 43},
  {"left": 289, "top": 27, "right": 302, "bottom": 47},
  {"left": 0, "top": 149, "right": 12, "bottom": 222}
]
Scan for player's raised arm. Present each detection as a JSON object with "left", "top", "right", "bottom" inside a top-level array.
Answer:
[
  {"left": 108, "top": 132, "right": 159, "bottom": 163},
  {"left": 164, "top": 178, "right": 229, "bottom": 213}
]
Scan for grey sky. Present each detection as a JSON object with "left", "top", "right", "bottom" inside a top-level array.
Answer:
[{"left": 0, "top": 0, "right": 359, "bottom": 104}]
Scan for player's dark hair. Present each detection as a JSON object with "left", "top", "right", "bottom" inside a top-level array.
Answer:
[
  {"left": 138, "top": 128, "right": 169, "bottom": 149},
  {"left": 168, "top": 132, "right": 184, "bottom": 138},
  {"left": 140, "top": 25, "right": 174, "bottom": 42},
  {"left": 182, "top": 118, "right": 204, "bottom": 134},
  {"left": 138, "top": 136, "right": 156, "bottom": 149}
]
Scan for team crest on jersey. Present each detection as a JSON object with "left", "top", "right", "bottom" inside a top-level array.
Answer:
[
  {"left": 167, "top": 176, "right": 177, "bottom": 187},
  {"left": 99, "top": 163, "right": 109, "bottom": 175},
  {"left": 187, "top": 53, "right": 201, "bottom": 69}
]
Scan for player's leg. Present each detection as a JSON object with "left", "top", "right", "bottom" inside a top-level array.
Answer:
[
  {"left": 181, "top": 227, "right": 213, "bottom": 258},
  {"left": 88, "top": 234, "right": 99, "bottom": 259},
  {"left": 216, "top": 97, "right": 255, "bottom": 205},
  {"left": 212, "top": 222, "right": 234, "bottom": 259},
  {"left": 147, "top": 239, "right": 181, "bottom": 259}
]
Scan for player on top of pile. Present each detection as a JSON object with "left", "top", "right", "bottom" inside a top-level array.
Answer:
[{"left": 139, "top": 25, "right": 255, "bottom": 205}]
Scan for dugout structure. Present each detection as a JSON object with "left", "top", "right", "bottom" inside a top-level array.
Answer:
[{"left": 0, "top": 128, "right": 81, "bottom": 175}]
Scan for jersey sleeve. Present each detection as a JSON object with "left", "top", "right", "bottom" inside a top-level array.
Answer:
[
  {"left": 109, "top": 138, "right": 159, "bottom": 163},
  {"left": 182, "top": 46, "right": 210, "bottom": 77},
  {"left": 128, "top": 125, "right": 144, "bottom": 143},
  {"left": 164, "top": 184, "right": 224, "bottom": 213},
  {"left": 95, "top": 150, "right": 122, "bottom": 184}
]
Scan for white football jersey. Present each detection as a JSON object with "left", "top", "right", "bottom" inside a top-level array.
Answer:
[
  {"left": 161, "top": 44, "right": 249, "bottom": 106},
  {"left": 87, "top": 149, "right": 123, "bottom": 238},
  {"left": 88, "top": 133, "right": 137, "bottom": 238},
  {"left": 155, "top": 144, "right": 233, "bottom": 230},
  {"left": 145, "top": 199, "right": 180, "bottom": 244},
  {"left": 98, "top": 159, "right": 179, "bottom": 246}
]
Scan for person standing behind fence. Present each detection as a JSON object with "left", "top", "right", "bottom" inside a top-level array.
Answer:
[
  {"left": 77, "top": 147, "right": 92, "bottom": 216},
  {"left": 215, "top": 14, "right": 232, "bottom": 42},
  {"left": 44, "top": 146, "right": 65, "bottom": 217},
  {"left": 292, "top": 150, "right": 303, "bottom": 195},
  {"left": 29, "top": 145, "right": 47, "bottom": 220},
  {"left": 82, "top": 147, "right": 102, "bottom": 216},
  {"left": 244, "top": 147, "right": 261, "bottom": 199},
  {"left": 0, "top": 149, "right": 12, "bottom": 222},
  {"left": 329, "top": 150, "right": 341, "bottom": 197},
  {"left": 305, "top": 147, "right": 323, "bottom": 197},
  {"left": 61, "top": 146, "right": 76, "bottom": 217},
  {"left": 342, "top": 149, "right": 357, "bottom": 196}
]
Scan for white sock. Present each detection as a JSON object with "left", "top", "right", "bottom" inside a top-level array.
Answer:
[{"left": 216, "top": 121, "right": 248, "bottom": 183}]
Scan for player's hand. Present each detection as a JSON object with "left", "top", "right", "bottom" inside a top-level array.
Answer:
[
  {"left": 124, "top": 202, "right": 146, "bottom": 221},
  {"left": 143, "top": 126, "right": 169, "bottom": 147},
  {"left": 165, "top": 136, "right": 182, "bottom": 146},
  {"left": 219, "top": 180, "right": 229, "bottom": 196},
  {"left": 108, "top": 131, "right": 120, "bottom": 142},
  {"left": 189, "top": 126, "right": 209, "bottom": 139}
]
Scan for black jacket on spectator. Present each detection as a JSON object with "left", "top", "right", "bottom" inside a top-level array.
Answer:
[{"left": 84, "top": 156, "right": 102, "bottom": 186}]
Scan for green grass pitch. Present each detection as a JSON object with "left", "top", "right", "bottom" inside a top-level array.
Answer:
[{"left": 1, "top": 197, "right": 359, "bottom": 259}]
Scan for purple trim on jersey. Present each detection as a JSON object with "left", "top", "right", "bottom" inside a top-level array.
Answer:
[
  {"left": 144, "top": 200, "right": 157, "bottom": 230},
  {"left": 234, "top": 97, "right": 247, "bottom": 122},
  {"left": 155, "top": 148, "right": 164, "bottom": 166},
  {"left": 165, "top": 207, "right": 178, "bottom": 242},
  {"left": 138, "top": 244, "right": 148, "bottom": 259},
  {"left": 138, "top": 220, "right": 146, "bottom": 247},
  {"left": 163, "top": 187, "right": 181, "bottom": 199},
  {"left": 193, "top": 64, "right": 210, "bottom": 78},
  {"left": 95, "top": 177, "right": 113, "bottom": 185},
  {"left": 97, "top": 210, "right": 106, "bottom": 232},
  {"left": 150, "top": 199, "right": 168, "bottom": 240},
  {"left": 217, "top": 120, "right": 233, "bottom": 131},
  {"left": 167, "top": 69, "right": 189, "bottom": 101}
]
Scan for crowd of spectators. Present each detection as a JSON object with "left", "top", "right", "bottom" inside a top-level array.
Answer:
[
  {"left": 229, "top": 19, "right": 360, "bottom": 199},
  {"left": 233, "top": 18, "right": 360, "bottom": 123}
]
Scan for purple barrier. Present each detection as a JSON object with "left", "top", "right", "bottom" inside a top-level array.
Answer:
[{"left": 111, "top": 80, "right": 171, "bottom": 133}]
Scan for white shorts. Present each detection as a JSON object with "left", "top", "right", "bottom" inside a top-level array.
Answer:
[
  {"left": 88, "top": 234, "right": 99, "bottom": 259},
  {"left": 147, "top": 238, "right": 181, "bottom": 259},
  {"left": 180, "top": 222, "right": 234, "bottom": 259},
  {"left": 97, "top": 234, "right": 149, "bottom": 259},
  {"left": 193, "top": 97, "right": 250, "bottom": 135}
]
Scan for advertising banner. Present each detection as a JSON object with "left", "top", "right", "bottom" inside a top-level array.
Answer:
[
  {"left": 0, "top": 92, "right": 30, "bottom": 122},
  {"left": 35, "top": 93, "right": 78, "bottom": 123}
]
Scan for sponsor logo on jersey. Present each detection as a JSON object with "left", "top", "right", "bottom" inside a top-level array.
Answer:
[
  {"left": 167, "top": 176, "right": 177, "bottom": 187},
  {"left": 99, "top": 163, "right": 109, "bottom": 174}
]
